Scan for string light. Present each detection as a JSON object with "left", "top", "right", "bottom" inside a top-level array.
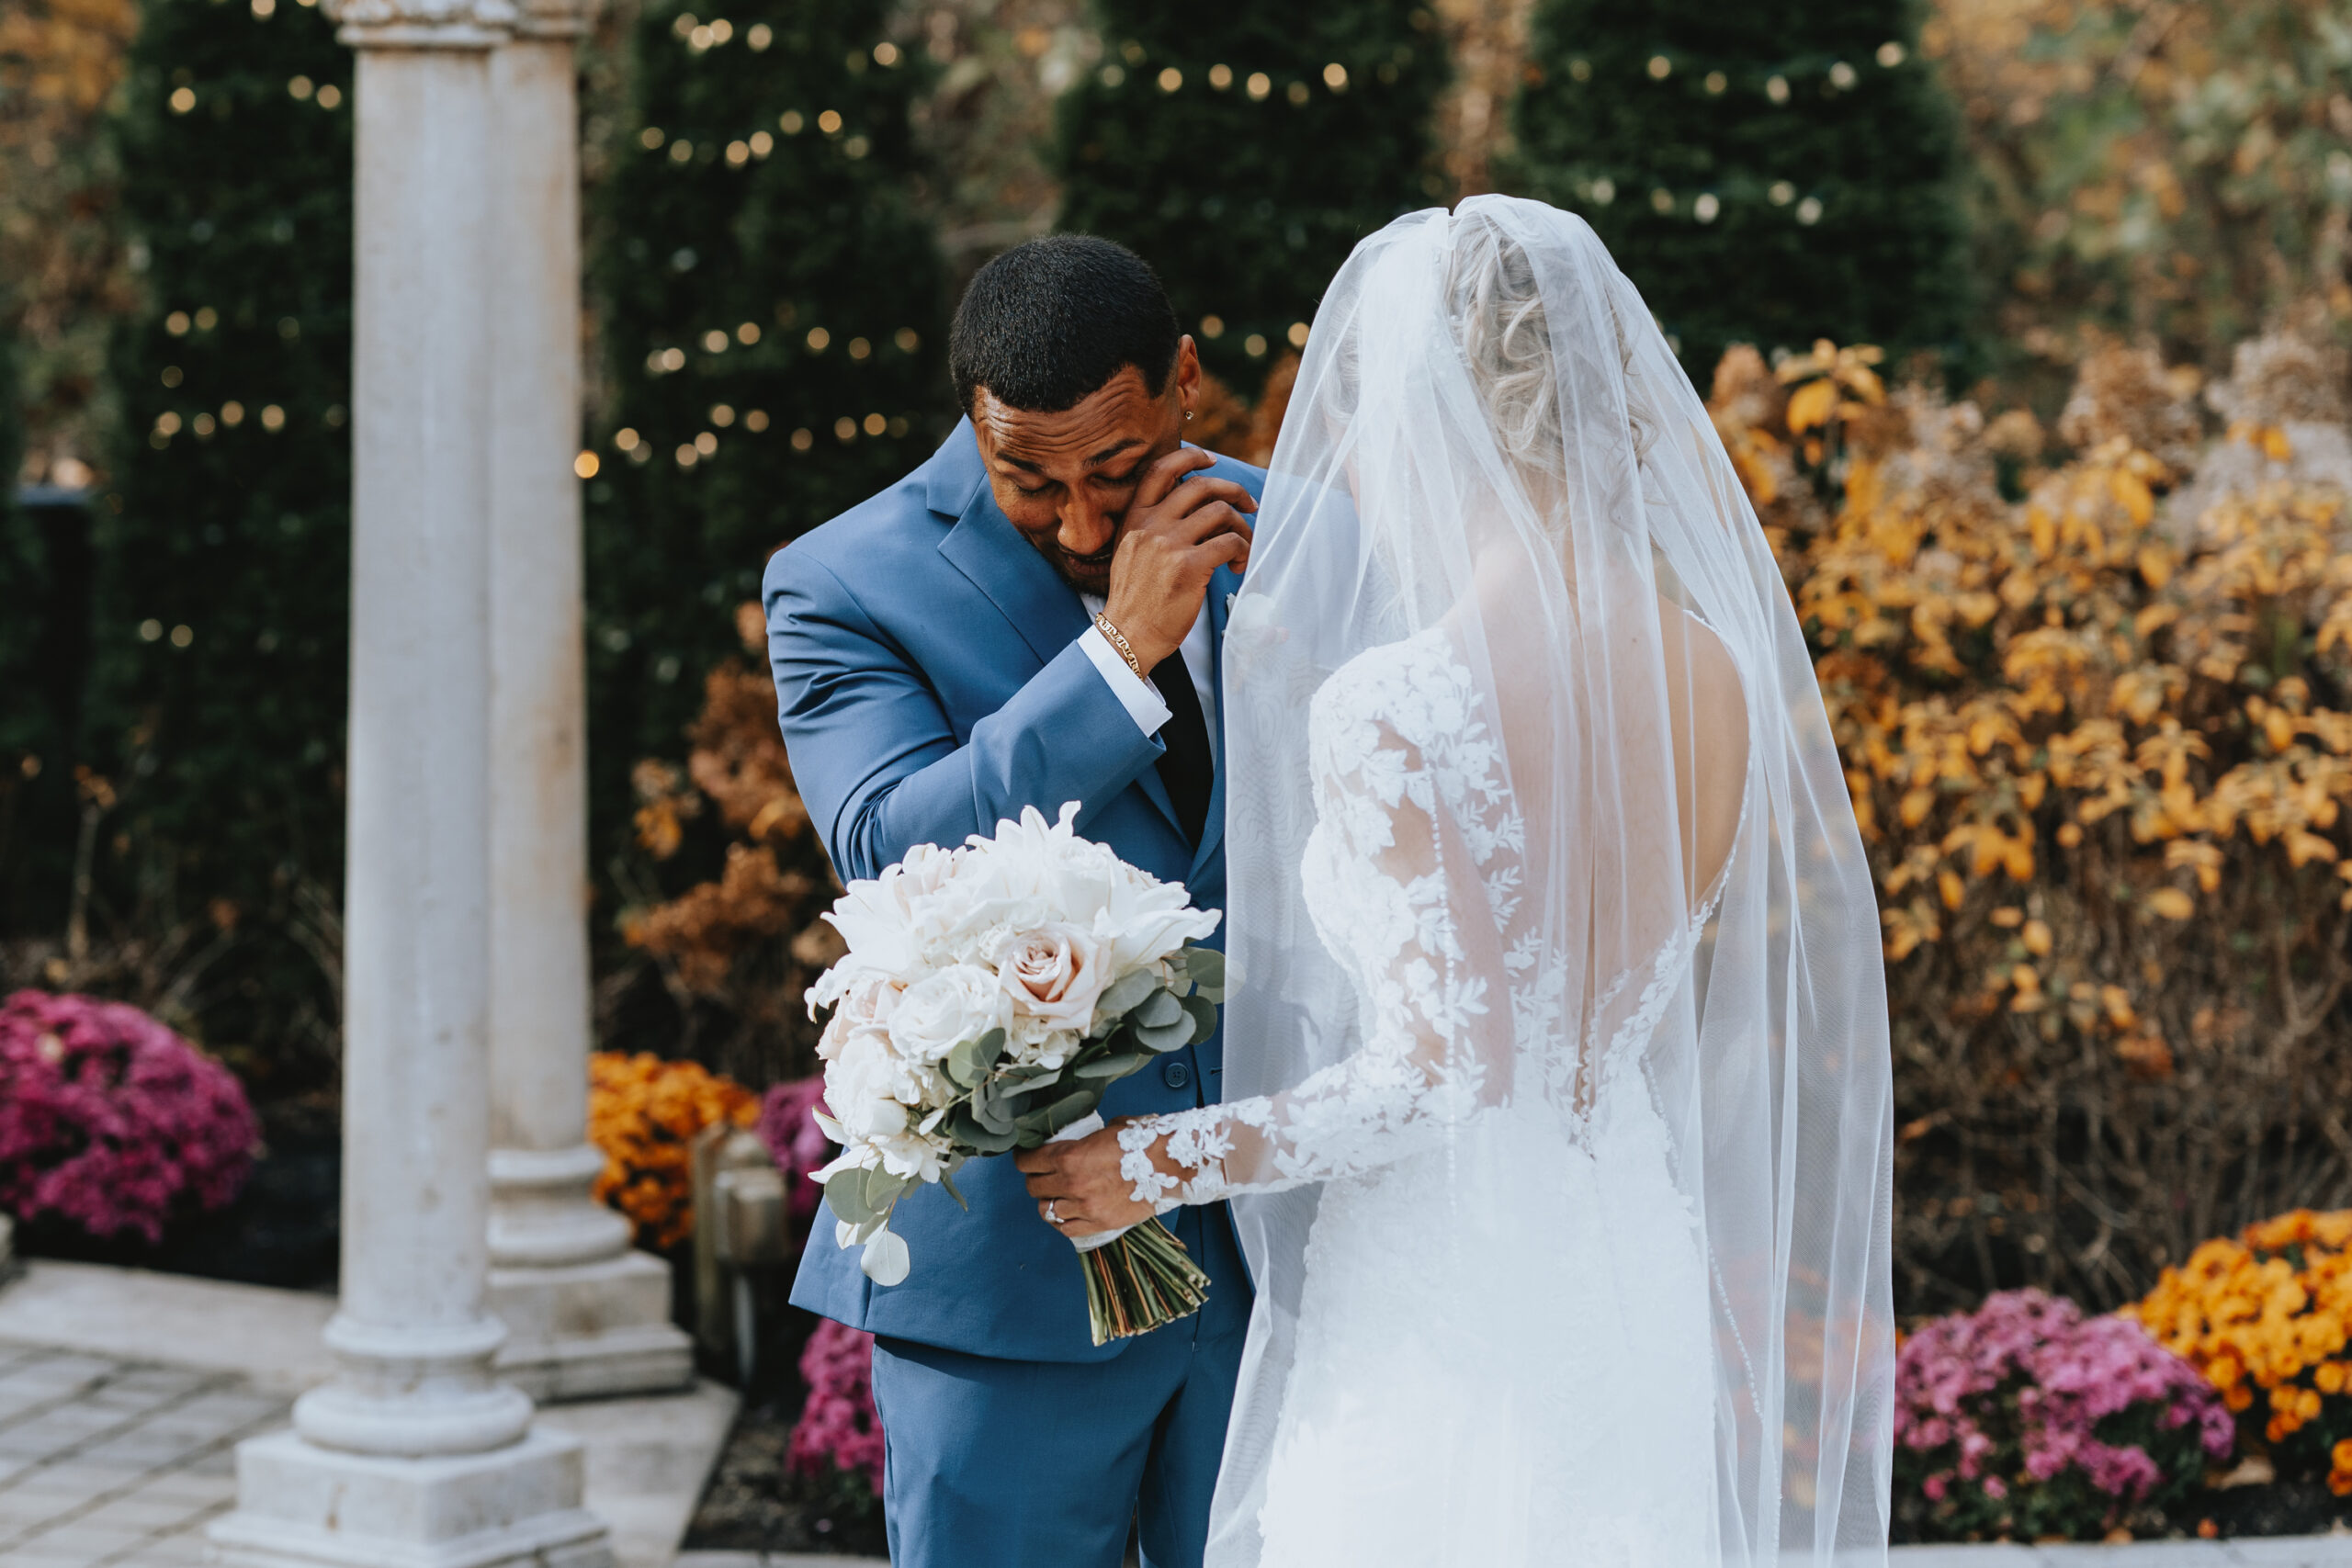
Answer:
[{"left": 848, "top": 336, "right": 871, "bottom": 360}]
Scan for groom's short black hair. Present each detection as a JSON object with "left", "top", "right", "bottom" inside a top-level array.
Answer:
[{"left": 950, "top": 235, "right": 1182, "bottom": 415}]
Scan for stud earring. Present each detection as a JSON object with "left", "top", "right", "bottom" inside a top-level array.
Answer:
[{"left": 1185, "top": 409, "right": 1194, "bottom": 421}]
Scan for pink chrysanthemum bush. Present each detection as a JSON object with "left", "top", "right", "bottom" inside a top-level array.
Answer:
[
  {"left": 789, "top": 1316, "right": 884, "bottom": 1499},
  {"left": 1894, "top": 1290, "right": 2234, "bottom": 1541},
  {"left": 756, "top": 1076, "right": 831, "bottom": 1234},
  {"left": 0, "top": 989, "right": 260, "bottom": 1244}
]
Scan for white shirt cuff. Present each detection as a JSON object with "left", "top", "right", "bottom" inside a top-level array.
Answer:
[{"left": 1079, "top": 626, "right": 1171, "bottom": 738}]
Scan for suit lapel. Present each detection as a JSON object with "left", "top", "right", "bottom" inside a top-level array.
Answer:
[
  {"left": 929, "top": 422, "right": 1186, "bottom": 836},
  {"left": 1188, "top": 562, "right": 1241, "bottom": 888}
]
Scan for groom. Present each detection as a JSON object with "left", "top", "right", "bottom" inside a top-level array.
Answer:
[{"left": 763, "top": 235, "right": 1262, "bottom": 1567}]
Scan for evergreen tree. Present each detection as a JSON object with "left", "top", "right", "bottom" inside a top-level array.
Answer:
[
  {"left": 92, "top": 0, "right": 352, "bottom": 1065},
  {"left": 1052, "top": 0, "right": 1450, "bottom": 389},
  {"left": 1505, "top": 0, "right": 1970, "bottom": 379},
  {"left": 588, "top": 0, "right": 948, "bottom": 869}
]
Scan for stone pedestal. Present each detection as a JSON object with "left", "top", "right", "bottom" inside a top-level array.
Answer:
[
  {"left": 481, "top": 1, "right": 692, "bottom": 1404},
  {"left": 209, "top": 1429, "right": 609, "bottom": 1568},
  {"left": 208, "top": 13, "right": 612, "bottom": 1568}
]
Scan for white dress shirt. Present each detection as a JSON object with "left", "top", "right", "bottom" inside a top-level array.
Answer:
[{"left": 1078, "top": 595, "right": 1217, "bottom": 768}]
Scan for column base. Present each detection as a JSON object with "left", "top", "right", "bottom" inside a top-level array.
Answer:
[
  {"left": 487, "top": 1250, "right": 694, "bottom": 1403},
  {"left": 209, "top": 1426, "right": 613, "bottom": 1568}
]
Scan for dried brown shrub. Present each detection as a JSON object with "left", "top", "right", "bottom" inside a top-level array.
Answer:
[{"left": 614, "top": 608, "right": 841, "bottom": 1083}]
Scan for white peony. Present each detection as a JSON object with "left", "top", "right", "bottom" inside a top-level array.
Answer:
[
  {"left": 826, "top": 1030, "right": 911, "bottom": 1140},
  {"left": 808, "top": 841, "right": 964, "bottom": 1012},
  {"left": 888, "top": 964, "right": 1008, "bottom": 1065}
]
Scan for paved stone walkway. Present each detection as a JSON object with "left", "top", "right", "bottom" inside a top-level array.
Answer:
[{"left": 0, "top": 1339, "right": 290, "bottom": 1568}]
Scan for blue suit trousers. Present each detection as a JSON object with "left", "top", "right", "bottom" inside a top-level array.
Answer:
[{"left": 871, "top": 1302, "right": 1246, "bottom": 1568}]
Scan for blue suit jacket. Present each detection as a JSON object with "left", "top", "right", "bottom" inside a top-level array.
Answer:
[{"left": 766, "top": 418, "right": 1260, "bottom": 1363}]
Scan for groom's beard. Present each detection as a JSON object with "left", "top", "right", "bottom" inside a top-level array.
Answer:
[{"left": 1017, "top": 525, "right": 1123, "bottom": 597}]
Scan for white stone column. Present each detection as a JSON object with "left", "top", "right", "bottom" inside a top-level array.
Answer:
[
  {"left": 209, "top": 6, "right": 611, "bottom": 1563},
  {"left": 482, "top": 0, "right": 694, "bottom": 1404}
]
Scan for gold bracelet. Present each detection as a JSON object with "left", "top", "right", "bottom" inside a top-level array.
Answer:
[{"left": 1092, "top": 612, "right": 1148, "bottom": 681}]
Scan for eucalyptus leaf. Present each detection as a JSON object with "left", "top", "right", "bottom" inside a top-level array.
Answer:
[
  {"left": 1075, "top": 1052, "right": 1148, "bottom": 1081},
  {"left": 825, "top": 1168, "right": 877, "bottom": 1226},
  {"left": 1185, "top": 947, "right": 1227, "bottom": 1002},
  {"left": 1136, "top": 1018, "right": 1195, "bottom": 1052},
  {"left": 1098, "top": 968, "right": 1159, "bottom": 1021},
  {"left": 971, "top": 1086, "right": 1016, "bottom": 1136},
  {"left": 1180, "top": 992, "right": 1219, "bottom": 1044},
  {"left": 1038, "top": 1089, "right": 1101, "bottom": 1135},
  {"left": 948, "top": 1107, "right": 1018, "bottom": 1155},
  {"left": 944, "top": 1038, "right": 984, "bottom": 1089},
  {"left": 862, "top": 1164, "right": 908, "bottom": 1216},
  {"left": 1136, "top": 988, "right": 1185, "bottom": 1029},
  {"left": 940, "top": 1166, "right": 968, "bottom": 1213},
  {"left": 860, "top": 1225, "right": 910, "bottom": 1286}
]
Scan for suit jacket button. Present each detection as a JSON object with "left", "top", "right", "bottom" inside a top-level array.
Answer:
[{"left": 1161, "top": 1060, "right": 1191, "bottom": 1089}]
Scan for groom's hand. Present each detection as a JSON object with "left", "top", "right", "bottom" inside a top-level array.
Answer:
[
  {"left": 1015, "top": 1121, "right": 1161, "bottom": 1238},
  {"left": 1102, "top": 447, "right": 1255, "bottom": 673}
]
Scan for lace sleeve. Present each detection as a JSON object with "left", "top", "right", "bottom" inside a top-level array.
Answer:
[{"left": 1121, "top": 640, "right": 1529, "bottom": 1207}]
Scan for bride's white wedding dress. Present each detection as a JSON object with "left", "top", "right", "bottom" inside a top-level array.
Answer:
[
  {"left": 1118, "top": 197, "right": 1894, "bottom": 1568},
  {"left": 1130, "top": 630, "right": 1724, "bottom": 1566}
]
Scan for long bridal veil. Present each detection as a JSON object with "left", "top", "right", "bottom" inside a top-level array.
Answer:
[{"left": 1212, "top": 197, "right": 1894, "bottom": 1564}]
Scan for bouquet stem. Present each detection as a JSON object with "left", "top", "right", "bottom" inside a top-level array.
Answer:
[{"left": 1080, "top": 1217, "right": 1212, "bottom": 1346}]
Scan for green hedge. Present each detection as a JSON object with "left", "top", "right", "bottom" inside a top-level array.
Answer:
[
  {"left": 1505, "top": 0, "right": 1972, "bottom": 378},
  {"left": 1053, "top": 0, "right": 1449, "bottom": 388}
]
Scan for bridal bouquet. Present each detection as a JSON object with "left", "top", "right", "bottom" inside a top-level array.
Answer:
[{"left": 808, "top": 803, "right": 1224, "bottom": 1345}]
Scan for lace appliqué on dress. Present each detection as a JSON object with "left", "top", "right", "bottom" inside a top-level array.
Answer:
[{"left": 1124, "top": 631, "right": 1528, "bottom": 1201}]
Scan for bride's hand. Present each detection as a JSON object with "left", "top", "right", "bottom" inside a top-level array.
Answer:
[{"left": 1014, "top": 1119, "right": 1164, "bottom": 1238}]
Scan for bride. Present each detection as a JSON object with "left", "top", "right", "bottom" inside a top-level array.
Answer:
[{"left": 1025, "top": 196, "right": 1895, "bottom": 1568}]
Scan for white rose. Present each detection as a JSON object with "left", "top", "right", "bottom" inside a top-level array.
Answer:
[
  {"left": 994, "top": 921, "right": 1112, "bottom": 1032},
  {"left": 888, "top": 964, "right": 1008, "bottom": 1065},
  {"left": 817, "top": 974, "right": 900, "bottom": 1061}
]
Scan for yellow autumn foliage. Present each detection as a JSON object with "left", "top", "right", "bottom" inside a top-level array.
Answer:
[{"left": 1714, "top": 321, "right": 2352, "bottom": 1313}]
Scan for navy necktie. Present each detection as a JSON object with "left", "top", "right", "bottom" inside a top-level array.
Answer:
[{"left": 1149, "top": 655, "right": 1214, "bottom": 846}]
